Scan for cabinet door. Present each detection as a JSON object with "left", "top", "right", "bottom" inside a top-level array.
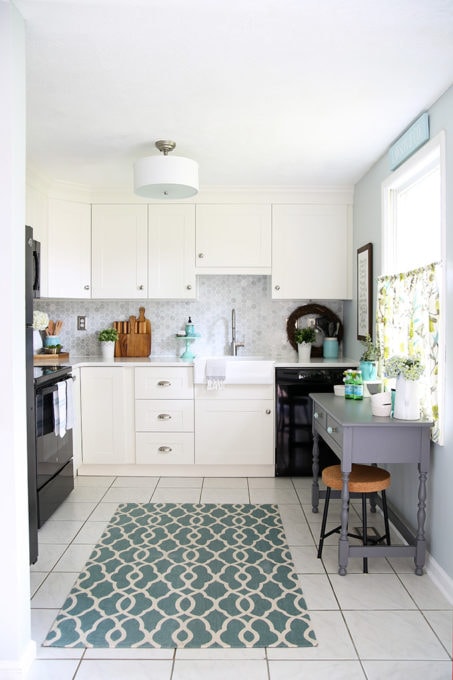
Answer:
[
  {"left": 135, "top": 399, "right": 194, "bottom": 432},
  {"left": 148, "top": 205, "right": 196, "bottom": 299},
  {"left": 195, "top": 204, "right": 271, "bottom": 273},
  {"left": 47, "top": 199, "right": 91, "bottom": 298},
  {"left": 80, "top": 367, "right": 135, "bottom": 464},
  {"left": 272, "top": 204, "right": 352, "bottom": 299},
  {"left": 91, "top": 204, "right": 148, "bottom": 298},
  {"left": 135, "top": 367, "right": 194, "bottom": 399},
  {"left": 195, "top": 399, "right": 274, "bottom": 465}
]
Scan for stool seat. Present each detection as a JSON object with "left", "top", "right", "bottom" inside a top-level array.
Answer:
[
  {"left": 318, "top": 463, "right": 391, "bottom": 573},
  {"left": 322, "top": 464, "right": 391, "bottom": 494}
]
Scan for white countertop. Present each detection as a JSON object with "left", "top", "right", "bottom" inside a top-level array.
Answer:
[{"left": 35, "top": 354, "right": 359, "bottom": 369}]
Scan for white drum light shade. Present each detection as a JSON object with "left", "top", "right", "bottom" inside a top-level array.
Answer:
[{"left": 134, "top": 154, "right": 199, "bottom": 199}]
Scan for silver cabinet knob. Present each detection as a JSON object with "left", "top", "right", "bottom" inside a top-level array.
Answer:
[
  {"left": 137, "top": 284, "right": 144, "bottom": 290},
  {"left": 158, "top": 414, "right": 171, "bottom": 420},
  {"left": 157, "top": 380, "right": 171, "bottom": 387},
  {"left": 274, "top": 285, "right": 280, "bottom": 291},
  {"left": 198, "top": 252, "right": 204, "bottom": 258},
  {"left": 327, "top": 426, "right": 337, "bottom": 434},
  {"left": 158, "top": 446, "right": 172, "bottom": 453},
  {"left": 84, "top": 285, "right": 90, "bottom": 290},
  {"left": 314, "top": 412, "right": 319, "bottom": 419},
  {"left": 186, "top": 284, "right": 192, "bottom": 290},
  {"left": 266, "top": 409, "right": 271, "bottom": 415}
]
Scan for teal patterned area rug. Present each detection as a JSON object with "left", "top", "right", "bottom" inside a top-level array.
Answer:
[{"left": 44, "top": 503, "right": 317, "bottom": 648}]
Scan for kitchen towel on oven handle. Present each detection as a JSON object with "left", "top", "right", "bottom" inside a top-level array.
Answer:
[{"left": 53, "top": 378, "right": 74, "bottom": 437}]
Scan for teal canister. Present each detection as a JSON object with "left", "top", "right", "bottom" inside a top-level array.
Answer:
[
  {"left": 185, "top": 316, "right": 195, "bottom": 337},
  {"left": 323, "top": 337, "right": 339, "bottom": 359}
]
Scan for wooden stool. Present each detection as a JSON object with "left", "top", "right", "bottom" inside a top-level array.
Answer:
[{"left": 317, "top": 463, "right": 391, "bottom": 573}]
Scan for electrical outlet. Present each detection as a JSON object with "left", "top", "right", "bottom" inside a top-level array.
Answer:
[
  {"left": 308, "top": 317, "right": 316, "bottom": 327},
  {"left": 77, "top": 315, "right": 86, "bottom": 331}
]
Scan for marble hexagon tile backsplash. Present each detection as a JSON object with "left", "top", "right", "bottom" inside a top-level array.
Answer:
[{"left": 34, "top": 275, "right": 343, "bottom": 360}]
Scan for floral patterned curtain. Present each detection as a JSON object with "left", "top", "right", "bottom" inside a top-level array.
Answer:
[{"left": 376, "top": 262, "right": 442, "bottom": 443}]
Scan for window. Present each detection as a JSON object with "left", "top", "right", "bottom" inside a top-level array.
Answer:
[
  {"left": 382, "top": 135, "right": 444, "bottom": 275},
  {"left": 379, "top": 132, "right": 445, "bottom": 443}
]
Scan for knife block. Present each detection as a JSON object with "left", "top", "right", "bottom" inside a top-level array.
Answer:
[{"left": 113, "top": 307, "right": 151, "bottom": 357}]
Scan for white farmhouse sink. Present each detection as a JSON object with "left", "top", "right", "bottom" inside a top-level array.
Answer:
[{"left": 193, "top": 357, "right": 275, "bottom": 384}]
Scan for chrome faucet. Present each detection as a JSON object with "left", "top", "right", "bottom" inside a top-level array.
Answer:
[{"left": 231, "top": 308, "right": 245, "bottom": 356}]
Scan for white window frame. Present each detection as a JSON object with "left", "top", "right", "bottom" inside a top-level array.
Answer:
[
  {"left": 382, "top": 131, "right": 446, "bottom": 275},
  {"left": 381, "top": 130, "right": 446, "bottom": 444}
]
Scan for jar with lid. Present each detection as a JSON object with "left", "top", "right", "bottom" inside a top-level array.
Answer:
[
  {"left": 344, "top": 370, "right": 355, "bottom": 399},
  {"left": 344, "top": 369, "right": 363, "bottom": 400},
  {"left": 353, "top": 370, "right": 363, "bottom": 400}
]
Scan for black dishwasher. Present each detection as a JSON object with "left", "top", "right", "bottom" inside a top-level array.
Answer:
[{"left": 275, "top": 367, "right": 352, "bottom": 476}]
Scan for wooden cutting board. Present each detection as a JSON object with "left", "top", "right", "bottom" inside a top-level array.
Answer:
[
  {"left": 113, "top": 307, "right": 151, "bottom": 357},
  {"left": 34, "top": 352, "right": 70, "bottom": 360}
]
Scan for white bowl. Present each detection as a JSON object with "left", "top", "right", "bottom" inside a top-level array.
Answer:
[
  {"left": 371, "top": 392, "right": 392, "bottom": 417},
  {"left": 333, "top": 384, "right": 345, "bottom": 396}
]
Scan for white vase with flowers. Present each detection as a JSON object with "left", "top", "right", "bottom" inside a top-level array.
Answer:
[
  {"left": 32, "top": 310, "right": 49, "bottom": 354},
  {"left": 385, "top": 355, "right": 424, "bottom": 420}
]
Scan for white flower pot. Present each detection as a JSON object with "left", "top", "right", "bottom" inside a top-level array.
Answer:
[
  {"left": 297, "top": 342, "right": 312, "bottom": 362},
  {"left": 393, "top": 374, "right": 420, "bottom": 420},
  {"left": 100, "top": 341, "right": 115, "bottom": 360}
]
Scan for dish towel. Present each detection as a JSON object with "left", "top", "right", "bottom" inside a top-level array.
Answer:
[
  {"left": 53, "top": 381, "right": 67, "bottom": 438},
  {"left": 65, "top": 378, "right": 74, "bottom": 430},
  {"left": 206, "top": 358, "right": 227, "bottom": 390}
]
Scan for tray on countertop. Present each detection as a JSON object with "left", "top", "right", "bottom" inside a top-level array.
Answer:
[{"left": 34, "top": 351, "right": 70, "bottom": 360}]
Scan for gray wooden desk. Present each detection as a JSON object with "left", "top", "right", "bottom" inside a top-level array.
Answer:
[{"left": 310, "top": 393, "right": 432, "bottom": 576}]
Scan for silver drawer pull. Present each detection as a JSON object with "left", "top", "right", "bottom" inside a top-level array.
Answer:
[
  {"left": 266, "top": 409, "right": 271, "bottom": 415},
  {"left": 158, "top": 446, "right": 172, "bottom": 453},
  {"left": 157, "top": 380, "right": 172, "bottom": 387},
  {"left": 314, "top": 412, "right": 319, "bottom": 419},
  {"left": 327, "top": 426, "right": 337, "bottom": 434},
  {"left": 158, "top": 414, "right": 171, "bottom": 420}
]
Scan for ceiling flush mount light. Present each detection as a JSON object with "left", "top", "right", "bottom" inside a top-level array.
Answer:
[{"left": 133, "top": 140, "right": 199, "bottom": 199}]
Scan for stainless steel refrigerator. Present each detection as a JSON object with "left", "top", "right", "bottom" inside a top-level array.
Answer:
[{"left": 25, "top": 225, "right": 40, "bottom": 564}]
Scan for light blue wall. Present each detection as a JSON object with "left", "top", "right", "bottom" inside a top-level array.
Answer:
[{"left": 344, "top": 85, "right": 453, "bottom": 580}]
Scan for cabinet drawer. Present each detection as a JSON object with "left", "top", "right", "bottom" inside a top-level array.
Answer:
[
  {"left": 135, "top": 367, "right": 193, "bottom": 399},
  {"left": 312, "top": 404, "right": 327, "bottom": 430},
  {"left": 135, "top": 399, "right": 194, "bottom": 432},
  {"left": 325, "top": 415, "right": 343, "bottom": 447},
  {"left": 136, "top": 433, "right": 194, "bottom": 465}
]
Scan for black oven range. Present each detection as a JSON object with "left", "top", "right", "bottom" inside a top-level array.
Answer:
[{"left": 34, "top": 364, "right": 74, "bottom": 529}]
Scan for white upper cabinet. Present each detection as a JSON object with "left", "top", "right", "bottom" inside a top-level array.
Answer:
[
  {"left": 91, "top": 204, "right": 148, "bottom": 299},
  {"left": 148, "top": 205, "right": 196, "bottom": 299},
  {"left": 47, "top": 198, "right": 91, "bottom": 298},
  {"left": 271, "top": 204, "right": 353, "bottom": 300},
  {"left": 195, "top": 204, "right": 271, "bottom": 273}
]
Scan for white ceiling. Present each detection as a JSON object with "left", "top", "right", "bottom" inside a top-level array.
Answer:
[{"left": 15, "top": 0, "right": 453, "bottom": 191}]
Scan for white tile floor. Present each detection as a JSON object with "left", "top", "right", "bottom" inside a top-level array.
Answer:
[{"left": 28, "top": 476, "right": 453, "bottom": 679}]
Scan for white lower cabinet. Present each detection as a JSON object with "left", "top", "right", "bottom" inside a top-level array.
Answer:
[
  {"left": 78, "top": 365, "right": 275, "bottom": 474},
  {"left": 194, "top": 385, "right": 274, "bottom": 466},
  {"left": 135, "top": 367, "right": 195, "bottom": 466},
  {"left": 80, "top": 367, "right": 135, "bottom": 464}
]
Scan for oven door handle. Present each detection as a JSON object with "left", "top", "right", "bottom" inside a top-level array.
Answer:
[{"left": 36, "top": 384, "right": 59, "bottom": 398}]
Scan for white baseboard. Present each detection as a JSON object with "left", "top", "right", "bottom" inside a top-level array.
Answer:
[
  {"left": 426, "top": 552, "right": 453, "bottom": 605},
  {"left": 0, "top": 640, "right": 36, "bottom": 680}
]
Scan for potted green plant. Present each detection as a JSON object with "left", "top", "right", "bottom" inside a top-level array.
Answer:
[
  {"left": 294, "top": 327, "right": 316, "bottom": 362},
  {"left": 359, "top": 334, "right": 380, "bottom": 380},
  {"left": 98, "top": 327, "right": 119, "bottom": 359}
]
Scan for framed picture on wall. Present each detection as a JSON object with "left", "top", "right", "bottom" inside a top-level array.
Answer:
[{"left": 357, "top": 242, "right": 373, "bottom": 340}]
